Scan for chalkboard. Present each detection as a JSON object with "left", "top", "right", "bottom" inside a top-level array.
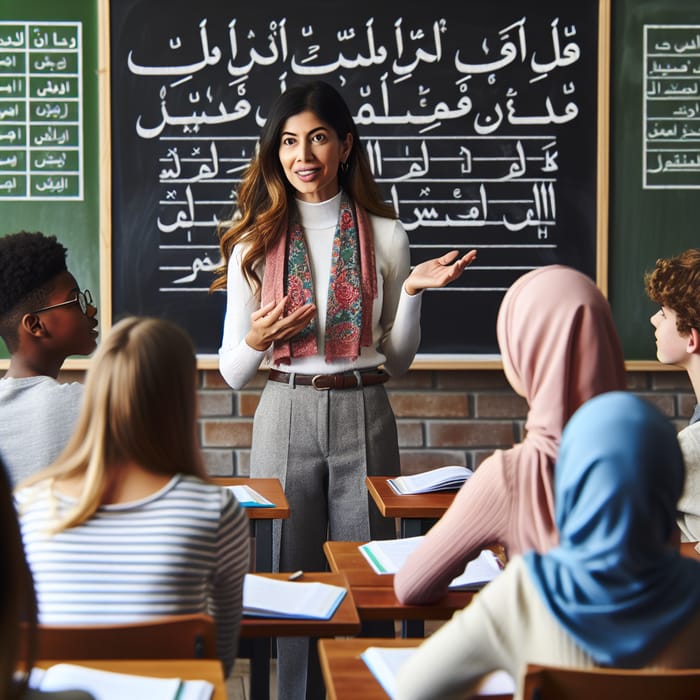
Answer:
[
  {"left": 0, "top": 0, "right": 103, "bottom": 364},
  {"left": 610, "top": 0, "right": 700, "bottom": 364},
  {"left": 109, "top": 0, "right": 607, "bottom": 363}
]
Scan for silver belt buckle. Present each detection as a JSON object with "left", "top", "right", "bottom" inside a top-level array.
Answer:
[{"left": 312, "top": 374, "right": 331, "bottom": 390}]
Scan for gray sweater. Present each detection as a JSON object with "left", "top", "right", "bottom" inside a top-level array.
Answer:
[{"left": 0, "top": 376, "right": 83, "bottom": 486}]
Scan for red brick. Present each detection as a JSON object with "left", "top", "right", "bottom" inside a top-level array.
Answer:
[
  {"left": 197, "top": 391, "right": 233, "bottom": 417},
  {"left": 202, "top": 449, "right": 234, "bottom": 475},
  {"left": 389, "top": 392, "right": 468, "bottom": 418},
  {"left": 435, "top": 370, "right": 509, "bottom": 391},
  {"left": 386, "top": 370, "right": 434, "bottom": 390},
  {"left": 652, "top": 370, "right": 693, "bottom": 390},
  {"left": 202, "top": 419, "right": 253, "bottom": 447},
  {"left": 679, "top": 395, "right": 698, "bottom": 419},
  {"left": 202, "top": 370, "right": 230, "bottom": 389},
  {"left": 427, "top": 421, "right": 514, "bottom": 448},
  {"left": 397, "top": 421, "right": 423, "bottom": 447},
  {"left": 625, "top": 372, "right": 649, "bottom": 390},
  {"left": 399, "top": 450, "right": 468, "bottom": 474},
  {"left": 238, "top": 392, "right": 262, "bottom": 417},
  {"left": 475, "top": 394, "right": 528, "bottom": 418}
]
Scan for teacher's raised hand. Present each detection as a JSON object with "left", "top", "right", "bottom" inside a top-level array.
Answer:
[{"left": 404, "top": 249, "right": 477, "bottom": 296}]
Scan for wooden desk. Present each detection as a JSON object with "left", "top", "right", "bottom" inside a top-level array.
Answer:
[
  {"left": 365, "top": 476, "right": 456, "bottom": 537},
  {"left": 318, "top": 638, "right": 513, "bottom": 700},
  {"left": 323, "top": 541, "right": 475, "bottom": 635},
  {"left": 36, "top": 659, "right": 226, "bottom": 699},
  {"left": 240, "top": 572, "right": 361, "bottom": 700},
  {"left": 212, "top": 477, "right": 290, "bottom": 572}
]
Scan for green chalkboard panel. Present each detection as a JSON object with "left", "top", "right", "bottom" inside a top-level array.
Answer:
[
  {"left": 0, "top": 0, "right": 101, "bottom": 362},
  {"left": 610, "top": 0, "right": 700, "bottom": 362}
]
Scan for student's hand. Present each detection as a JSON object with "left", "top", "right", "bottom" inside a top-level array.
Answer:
[
  {"left": 245, "top": 296, "right": 316, "bottom": 351},
  {"left": 404, "top": 249, "right": 477, "bottom": 295}
]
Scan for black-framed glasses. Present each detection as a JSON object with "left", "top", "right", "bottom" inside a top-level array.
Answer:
[{"left": 31, "top": 289, "right": 94, "bottom": 316}]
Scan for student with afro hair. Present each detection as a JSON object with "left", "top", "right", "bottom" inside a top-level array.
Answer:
[{"left": 0, "top": 231, "right": 98, "bottom": 486}]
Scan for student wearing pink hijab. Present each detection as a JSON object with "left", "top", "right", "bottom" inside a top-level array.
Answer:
[{"left": 394, "top": 265, "right": 627, "bottom": 604}]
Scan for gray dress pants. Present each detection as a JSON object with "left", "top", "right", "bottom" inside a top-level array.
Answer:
[{"left": 250, "top": 376, "right": 400, "bottom": 700}]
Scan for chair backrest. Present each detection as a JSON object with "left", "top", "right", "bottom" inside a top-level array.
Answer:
[
  {"left": 523, "top": 664, "right": 700, "bottom": 700},
  {"left": 21, "top": 613, "right": 217, "bottom": 661}
]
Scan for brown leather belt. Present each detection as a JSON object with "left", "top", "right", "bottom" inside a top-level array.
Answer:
[{"left": 267, "top": 368, "right": 389, "bottom": 390}]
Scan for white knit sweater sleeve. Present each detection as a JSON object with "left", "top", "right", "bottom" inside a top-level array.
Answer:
[{"left": 218, "top": 245, "right": 268, "bottom": 390}]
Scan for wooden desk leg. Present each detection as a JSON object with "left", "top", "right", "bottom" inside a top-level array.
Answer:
[
  {"left": 255, "top": 519, "right": 273, "bottom": 572},
  {"left": 402, "top": 619, "right": 424, "bottom": 638},
  {"left": 249, "top": 637, "right": 271, "bottom": 700},
  {"left": 400, "top": 518, "right": 437, "bottom": 538}
]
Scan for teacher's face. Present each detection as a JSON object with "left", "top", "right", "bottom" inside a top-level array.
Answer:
[{"left": 278, "top": 110, "right": 352, "bottom": 203}]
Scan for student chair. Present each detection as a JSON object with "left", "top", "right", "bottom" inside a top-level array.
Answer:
[
  {"left": 523, "top": 663, "right": 700, "bottom": 700},
  {"left": 21, "top": 613, "right": 217, "bottom": 660}
]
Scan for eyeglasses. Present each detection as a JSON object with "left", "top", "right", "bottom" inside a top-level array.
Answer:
[{"left": 31, "top": 289, "right": 94, "bottom": 316}]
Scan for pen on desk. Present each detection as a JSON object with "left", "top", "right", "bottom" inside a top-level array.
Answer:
[{"left": 288, "top": 570, "right": 304, "bottom": 581}]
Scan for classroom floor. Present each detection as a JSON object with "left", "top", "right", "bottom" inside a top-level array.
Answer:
[{"left": 227, "top": 658, "right": 277, "bottom": 700}]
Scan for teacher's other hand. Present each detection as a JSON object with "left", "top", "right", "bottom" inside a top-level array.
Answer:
[{"left": 404, "top": 249, "right": 477, "bottom": 295}]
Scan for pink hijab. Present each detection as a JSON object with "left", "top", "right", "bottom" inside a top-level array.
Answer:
[{"left": 495, "top": 265, "right": 627, "bottom": 554}]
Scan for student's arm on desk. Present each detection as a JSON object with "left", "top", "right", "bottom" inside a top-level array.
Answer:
[{"left": 394, "top": 459, "right": 508, "bottom": 605}]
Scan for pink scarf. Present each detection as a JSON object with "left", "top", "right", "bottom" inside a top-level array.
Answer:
[{"left": 262, "top": 192, "right": 377, "bottom": 364}]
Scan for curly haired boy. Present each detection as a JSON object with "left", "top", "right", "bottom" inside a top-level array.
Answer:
[{"left": 646, "top": 248, "right": 700, "bottom": 540}]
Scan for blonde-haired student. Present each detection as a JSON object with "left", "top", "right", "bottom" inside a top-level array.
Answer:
[{"left": 15, "top": 317, "right": 250, "bottom": 676}]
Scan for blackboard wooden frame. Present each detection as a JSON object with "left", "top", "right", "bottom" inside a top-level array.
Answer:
[
  {"left": 2, "top": 1, "right": 615, "bottom": 371},
  {"left": 106, "top": 0, "right": 612, "bottom": 369}
]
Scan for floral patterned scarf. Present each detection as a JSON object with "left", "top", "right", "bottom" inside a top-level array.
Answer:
[{"left": 262, "top": 191, "right": 376, "bottom": 363}]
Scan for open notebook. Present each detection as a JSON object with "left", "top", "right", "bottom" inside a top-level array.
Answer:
[
  {"left": 361, "top": 647, "right": 514, "bottom": 699},
  {"left": 359, "top": 536, "right": 503, "bottom": 590},
  {"left": 29, "top": 663, "right": 213, "bottom": 700},
  {"left": 387, "top": 465, "right": 473, "bottom": 495},
  {"left": 243, "top": 574, "right": 346, "bottom": 619}
]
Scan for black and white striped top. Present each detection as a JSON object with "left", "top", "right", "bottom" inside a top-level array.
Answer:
[{"left": 16, "top": 474, "right": 250, "bottom": 673}]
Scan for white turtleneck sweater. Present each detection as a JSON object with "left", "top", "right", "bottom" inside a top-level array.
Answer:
[{"left": 218, "top": 193, "right": 422, "bottom": 389}]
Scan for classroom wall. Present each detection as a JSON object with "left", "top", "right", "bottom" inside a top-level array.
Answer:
[{"left": 59, "top": 367, "right": 696, "bottom": 477}]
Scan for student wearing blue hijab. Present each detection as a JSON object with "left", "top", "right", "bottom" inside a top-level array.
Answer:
[{"left": 396, "top": 392, "right": 700, "bottom": 700}]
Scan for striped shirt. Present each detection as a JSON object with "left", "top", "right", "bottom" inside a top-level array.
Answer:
[{"left": 16, "top": 474, "right": 250, "bottom": 674}]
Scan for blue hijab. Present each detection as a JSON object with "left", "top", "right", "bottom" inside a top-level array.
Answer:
[{"left": 524, "top": 391, "right": 700, "bottom": 667}]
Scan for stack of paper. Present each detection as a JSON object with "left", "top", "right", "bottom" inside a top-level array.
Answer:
[
  {"left": 359, "top": 536, "right": 503, "bottom": 590},
  {"left": 226, "top": 484, "right": 275, "bottom": 507},
  {"left": 243, "top": 574, "right": 346, "bottom": 619},
  {"left": 361, "top": 647, "right": 514, "bottom": 699},
  {"left": 30, "top": 663, "right": 213, "bottom": 700},
  {"left": 387, "top": 465, "right": 473, "bottom": 495}
]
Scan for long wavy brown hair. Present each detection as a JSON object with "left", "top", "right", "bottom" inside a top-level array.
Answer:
[{"left": 210, "top": 80, "right": 396, "bottom": 295}]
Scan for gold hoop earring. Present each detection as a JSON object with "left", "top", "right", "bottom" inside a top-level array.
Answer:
[{"left": 340, "top": 161, "right": 349, "bottom": 174}]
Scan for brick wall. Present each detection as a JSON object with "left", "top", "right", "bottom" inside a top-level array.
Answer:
[{"left": 193, "top": 368, "right": 697, "bottom": 477}]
